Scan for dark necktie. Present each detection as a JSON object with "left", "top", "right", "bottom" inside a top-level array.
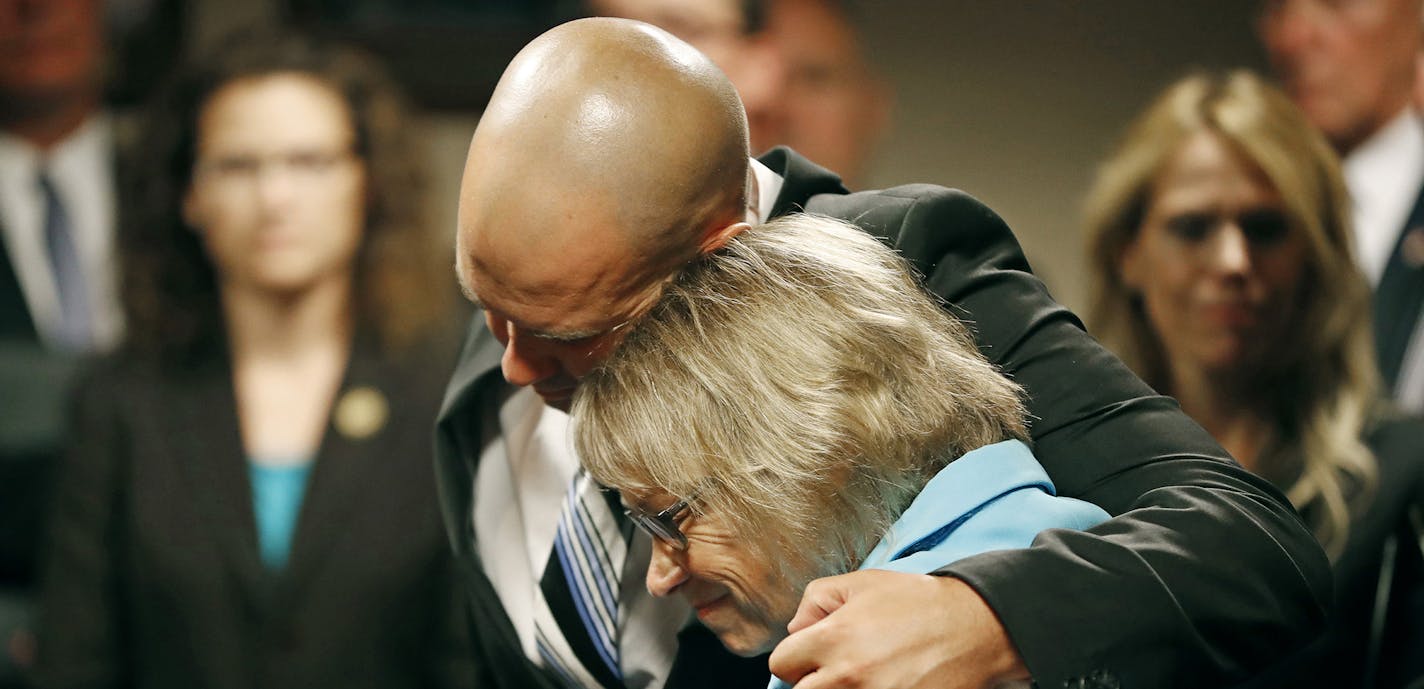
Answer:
[{"left": 37, "top": 170, "right": 92, "bottom": 351}]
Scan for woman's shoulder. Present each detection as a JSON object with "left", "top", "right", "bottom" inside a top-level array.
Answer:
[
  {"left": 1343, "top": 413, "right": 1424, "bottom": 556},
  {"left": 349, "top": 320, "right": 465, "bottom": 416},
  {"left": 1365, "top": 414, "right": 1424, "bottom": 490},
  {"left": 70, "top": 351, "right": 158, "bottom": 401},
  {"left": 73, "top": 347, "right": 212, "bottom": 395}
]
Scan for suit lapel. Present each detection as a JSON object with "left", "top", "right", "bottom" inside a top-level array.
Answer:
[
  {"left": 0, "top": 218, "right": 40, "bottom": 343},
  {"left": 271, "top": 336, "right": 389, "bottom": 606},
  {"left": 1372, "top": 180, "right": 1424, "bottom": 389},
  {"left": 167, "top": 354, "right": 268, "bottom": 610},
  {"left": 435, "top": 316, "right": 504, "bottom": 559},
  {"left": 757, "top": 146, "right": 850, "bottom": 220},
  {"left": 435, "top": 317, "right": 564, "bottom": 687},
  {"left": 439, "top": 315, "right": 505, "bottom": 426}
]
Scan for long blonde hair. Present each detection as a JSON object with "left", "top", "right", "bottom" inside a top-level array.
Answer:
[
  {"left": 1083, "top": 71, "right": 1378, "bottom": 558},
  {"left": 574, "top": 213, "right": 1027, "bottom": 578}
]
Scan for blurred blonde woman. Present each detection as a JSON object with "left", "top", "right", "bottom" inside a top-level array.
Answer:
[{"left": 1085, "top": 70, "right": 1423, "bottom": 688}]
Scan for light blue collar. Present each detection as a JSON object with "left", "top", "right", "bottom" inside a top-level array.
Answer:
[
  {"left": 767, "top": 439, "right": 1052, "bottom": 689},
  {"left": 859, "top": 439, "right": 1047, "bottom": 571}
]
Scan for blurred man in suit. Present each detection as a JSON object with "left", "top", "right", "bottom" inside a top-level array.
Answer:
[
  {"left": 583, "top": 0, "right": 891, "bottom": 188},
  {"left": 0, "top": 0, "right": 118, "bottom": 682},
  {"left": 758, "top": 0, "right": 890, "bottom": 188},
  {"left": 1259, "top": 0, "right": 1424, "bottom": 409},
  {"left": 583, "top": 0, "right": 786, "bottom": 156}
]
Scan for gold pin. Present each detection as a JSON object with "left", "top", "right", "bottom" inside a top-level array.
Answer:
[
  {"left": 1403, "top": 228, "right": 1424, "bottom": 269},
  {"left": 334, "top": 386, "right": 388, "bottom": 440}
]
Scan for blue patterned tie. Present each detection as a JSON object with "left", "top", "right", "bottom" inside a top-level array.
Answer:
[
  {"left": 38, "top": 171, "right": 92, "bottom": 351},
  {"left": 535, "top": 469, "right": 631, "bottom": 689}
]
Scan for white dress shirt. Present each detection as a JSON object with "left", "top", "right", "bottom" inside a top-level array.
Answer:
[
  {"left": 1343, "top": 107, "right": 1424, "bottom": 411},
  {"left": 1343, "top": 106, "right": 1424, "bottom": 286},
  {"left": 0, "top": 113, "right": 122, "bottom": 351}
]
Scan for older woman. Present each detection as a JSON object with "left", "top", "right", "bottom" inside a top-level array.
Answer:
[
  {"left": 1084, "top": 71, "right": 1424, "bottom": 687},
  {"left": 571, "top": 212, "right": 1109, "bottom": 680},
  {"left": 34, "top": 29, "right": 474, "bottom": 689}
]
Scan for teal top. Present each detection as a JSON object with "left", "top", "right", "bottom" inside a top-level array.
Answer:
[
  {"left": 248, "top": 460, "right": 314, "bottom": 570},
  {"left": 768, "top": 440, "right": 1109, "bottom": 689}
]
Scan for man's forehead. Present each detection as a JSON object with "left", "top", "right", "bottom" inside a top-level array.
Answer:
[{"left": 460, "top": 233, "right": 663, "bottom": 338}]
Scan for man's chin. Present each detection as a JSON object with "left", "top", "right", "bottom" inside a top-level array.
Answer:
[
  {"left": 538, "top": 392, "right": 572, "bottom": 409},
  {"left": 532, "top": 385, "right": 577, "bottom": 411}
]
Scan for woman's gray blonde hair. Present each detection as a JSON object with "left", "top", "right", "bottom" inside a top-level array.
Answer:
[
  {"left": 1083, "top": 70, "right": 1379, "bottom": 558},
  {"left": 573, "top": 212, "right": 1027, "bottom": 578}
]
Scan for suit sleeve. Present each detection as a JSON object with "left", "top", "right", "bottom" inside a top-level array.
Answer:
[
  {"left": 824, "top": 187, "right": 1333, "bottom": 688},
  {"left": 32, "top": 367, "right": 129, "bottom": 689}
]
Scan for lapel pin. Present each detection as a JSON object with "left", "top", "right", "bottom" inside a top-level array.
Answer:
[
  {"left": 334, "top": 385, "right": 388, "bottom": 441},
  {"left": 1402, "top": 227, "right": 1424, "bottom": 269}
]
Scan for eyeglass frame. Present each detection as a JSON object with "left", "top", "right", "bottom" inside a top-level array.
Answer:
[
  {"left": 191, "top": 146, "right": 359, "bottom": 190},
  {"left": 624, "top": 492, "right": 698, "bottom": 551}
]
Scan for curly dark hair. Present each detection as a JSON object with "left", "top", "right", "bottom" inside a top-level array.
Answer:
[{"left": 120, "top": 26, "right": 449, "bottom": 363}]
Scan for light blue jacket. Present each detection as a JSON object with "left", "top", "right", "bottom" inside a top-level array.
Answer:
[{"left": 769, "top": 439, "right": 1109, "bottom": 689}]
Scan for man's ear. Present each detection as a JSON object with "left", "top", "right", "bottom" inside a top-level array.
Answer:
[{"left": 697, "top": 221, "right": 750, "bottom": 256}]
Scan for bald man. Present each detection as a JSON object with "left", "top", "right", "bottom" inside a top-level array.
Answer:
[{"left": 437, "top": 18, "right": 1331, "bottom": 689}]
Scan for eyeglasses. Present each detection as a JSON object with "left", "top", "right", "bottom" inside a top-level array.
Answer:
[
  {"left": 193, "top": 147, "right": 356, "bottom": 190},
  {"left": 624, "top": 494, "right": 697, "bottom": 551}
]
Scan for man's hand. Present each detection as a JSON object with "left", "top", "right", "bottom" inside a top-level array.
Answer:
[{"left": 767, "top": 570, "right": 1030, "bottom": 689}]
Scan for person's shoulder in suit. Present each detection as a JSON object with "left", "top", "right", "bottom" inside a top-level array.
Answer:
[{"left": 1237, "top": 414, "right": 1424, "bottom": 688}]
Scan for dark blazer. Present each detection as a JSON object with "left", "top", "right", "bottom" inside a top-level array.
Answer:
[
  {"left": 1242, "top": 417, "right": 1424, "bottom": 689},
  {"left": 0, "top": 220, "right": 58, "bottom": 587},
  {"left": 434, "top": 148, "right": 1332, "bottom": 689},
  {"left": 35, "top": 333, "right": 478, "bottom": 689},
  {"left": 1373, "top": 181, "right": 1424, "bottom": 393},
  {"left": 0, "top": 132, "right": 122, "bottom": 583},
  {"left": 0, "top": 220, "right": 39, "bottom": 344}
]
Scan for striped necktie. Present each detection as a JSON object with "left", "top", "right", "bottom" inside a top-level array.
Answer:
[
  {"left": 37, "top": 170, "right": 92, "bottom": 351},
  {"left": 534, "top": 469, "right": 632, "bottom": 689}
]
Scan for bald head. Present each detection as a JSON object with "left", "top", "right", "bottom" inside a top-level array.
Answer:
[
  {"left": 465, "top": 18, "right": 749, "bottom": 261},
  {"left": 455, "top": 18, "right": 756, "bottom": 403}
]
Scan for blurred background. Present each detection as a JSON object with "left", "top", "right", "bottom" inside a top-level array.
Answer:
[
  {"left": 160, "top": 0, "right": 1269, "bottom": 310},
  {"left": 12, "top": 1, "right": 1424, "bottom": 688}
]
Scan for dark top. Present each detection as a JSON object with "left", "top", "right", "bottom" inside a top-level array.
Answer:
[
  {"left": 34, "top": 331, "right": 479, "bottom": 689},
  {"left": 1242, "top": 417, "right": 1424, "bottom": 689},
  {"left": 434, "top": 148, "right": 1332, "bottom": 689}
]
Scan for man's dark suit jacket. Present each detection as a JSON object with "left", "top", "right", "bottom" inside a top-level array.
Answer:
[
  {"left": 0, "top": 133, "right": 126, "bottom": 589},
  {"left": 0, "top": 209, "right": 86, "bottom": 588},
  {"left": 0, "top": 217, "right": 41, "bottom": 344},
  {"left": 35, "top": 334, "right": 477, "bottom": 689},
  {"left": 434, "top": 148, "right": 1333, "bottom": 689}
]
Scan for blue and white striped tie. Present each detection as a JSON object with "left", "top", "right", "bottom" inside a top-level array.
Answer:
[{"left": 535, "top": 469, "right": 631, "bottom": 689}]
